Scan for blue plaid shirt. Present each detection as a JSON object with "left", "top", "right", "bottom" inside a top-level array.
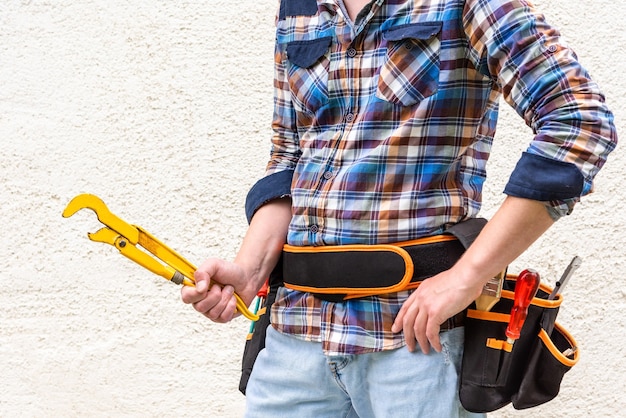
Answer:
[{"left": 245, "top": 0, "right": 617, "bottom": 355}]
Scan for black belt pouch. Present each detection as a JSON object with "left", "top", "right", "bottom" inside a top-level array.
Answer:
[
  {"left": 238, "top": 258, "right": 282, "bottom": 395},
  {"left": 460, "top": 276, "right": 579, "bottom": 412}
]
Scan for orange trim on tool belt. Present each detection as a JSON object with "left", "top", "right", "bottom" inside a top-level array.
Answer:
[
  {"left": 500, "top": 289, "right": 562, "bottom": 309},
  {"left": 466, "top": 309, "right": 510, "bottom": 323},
  {"left": 343, "top": 281, "right": 423, "bottom": 300},
  {"left": 502, "top": 274, "right": 563, "bottom": 308},
  {"left": 283, "top": 243, "right": 415, "bottom": 295},
  {"left": 394, "top": 234, "right": 459, "bottom": 247},
  {"left": 486, "top": 338, "right": 514, "bottom": 352},
  {"left": 538, "top": 324, "right": 579, "bottom": 367}
]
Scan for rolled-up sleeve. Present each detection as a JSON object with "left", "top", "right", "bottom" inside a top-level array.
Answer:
[
  {"left": 464, "top": 0, "right": 617, "bottom": 217},
  {"left": 245, "top": 170, "right": 294, "bottom": 223}
]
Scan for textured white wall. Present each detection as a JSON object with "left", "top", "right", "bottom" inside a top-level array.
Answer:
[{"left": 1, "top": 0, "right": 623, "bottom": 417}]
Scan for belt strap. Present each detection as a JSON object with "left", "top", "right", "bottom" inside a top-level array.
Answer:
[
  {"left": 283, "top": 235, "right": 465, "bottom": 302},
  {"left": 282, "top": 218, "right": 487, "bottom": 302}
]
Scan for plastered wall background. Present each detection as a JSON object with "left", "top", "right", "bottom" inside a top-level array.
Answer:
[{"left": 1, "top": 0, "right": 623, "bottom": 417}]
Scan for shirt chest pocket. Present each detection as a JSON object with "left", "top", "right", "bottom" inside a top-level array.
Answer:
[
  {"left": 285, "top": 36, "right": 332, "bottom": 114},
  {"left": 377, "top": 21, "right": 443, "bottom": 106}
]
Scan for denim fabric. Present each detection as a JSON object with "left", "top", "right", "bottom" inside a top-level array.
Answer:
[
  {"left": 244, "top": 170, "right": 294, "bottom": 223},
  {"left": 245, "top": 326, "right": 486, "bottom": 418},
  {"left": 504, "top": 151, "right": 585, "bottom": 201}
]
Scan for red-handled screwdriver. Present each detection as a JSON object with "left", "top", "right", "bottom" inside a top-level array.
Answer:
[{"left": 506, "top": 269, "right": 541, "bottom": 344}]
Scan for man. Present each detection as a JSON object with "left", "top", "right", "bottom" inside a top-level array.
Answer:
[{"left": 182, "top": 0, "right": 617, "bottom": 416}]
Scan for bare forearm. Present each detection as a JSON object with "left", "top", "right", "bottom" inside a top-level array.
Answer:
[
  {"left": 235, "top": 197, "right": 292, "bottom": 292},
  {"left": 452, "top": 196, "right": 555, "bottom": 297}
]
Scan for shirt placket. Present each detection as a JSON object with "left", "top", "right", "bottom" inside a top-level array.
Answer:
[{"left": 300, "top": 7, "right": 349, "bottom": 244}]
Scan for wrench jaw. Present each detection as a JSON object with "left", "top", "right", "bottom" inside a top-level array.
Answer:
[
  {"left": 62, "top": 194, "right": 139, "bottom": 244},
  {"left": 87, "top": 227, "right": 120, "bottom": 245},
  {"left": 62, "top": 193, "right": 109, "bottom": 219},
  {"left": 63, "top": 194, "right": 191, "bottom": 284}
]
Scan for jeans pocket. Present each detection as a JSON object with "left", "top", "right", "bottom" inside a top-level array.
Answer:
[
  {"left": 377, "top": 21, "right": 442, "bottom": 106},
  {"left": 440, "top": 326, "right": 464, "bottom": 368}
]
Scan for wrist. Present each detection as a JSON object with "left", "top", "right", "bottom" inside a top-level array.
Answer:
[
  {"left": 230, "top": 258, "right": 273, "bottom": 305},
  {"left": 449, "top": 258, "right": 492, "bottom": 300}
]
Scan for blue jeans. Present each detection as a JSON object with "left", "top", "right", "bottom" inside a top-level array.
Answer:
[{"left": 245, "top": 326, "right": 485, "bottom": 418}]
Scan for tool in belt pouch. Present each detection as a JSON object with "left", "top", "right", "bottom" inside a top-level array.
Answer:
[
  {"left": 459, "top": 260, "right": 581, "bottom": 413},
  {"left": 282, "top": 218, "right": 487, "bottom": 302}
]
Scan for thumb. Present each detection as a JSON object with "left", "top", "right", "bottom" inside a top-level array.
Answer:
[
  {"left": 194, "top": 275, "right": 209, "bottom": 293},
  {"left": 193, "top": 264, "right": 216, "bottom": 294},
  {"left": 194, "top": 257, "right": 229, "bottom": 293}
]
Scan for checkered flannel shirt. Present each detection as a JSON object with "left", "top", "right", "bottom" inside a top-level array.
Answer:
[{"left": 246, "top": 0, "right": 617, "bottom": 355}]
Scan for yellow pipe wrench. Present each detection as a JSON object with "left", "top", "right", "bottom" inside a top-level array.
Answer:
[{"left": 63, "top": 193, "right": 259, "bottom": 321}]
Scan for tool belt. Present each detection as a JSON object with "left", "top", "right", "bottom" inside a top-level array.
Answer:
[
  {"left": 282, "top": 218, "right": 486, "bottom": 302},
  {"left": 460, "top": 276, "right": 579, "bottom": 412}
]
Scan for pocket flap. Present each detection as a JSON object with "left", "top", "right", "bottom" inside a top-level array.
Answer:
[
  {"left": 286, "top": 36, "right": 332, "bottom": 68},
  {"left": 382, "top": 21, "right": 443, "bottom": 42}
]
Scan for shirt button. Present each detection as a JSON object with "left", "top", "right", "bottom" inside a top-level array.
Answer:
[
  {"left": 347, "top": 47, "right": 357, "bottom": 58},
  {"left": 309, "top": 224, "right": 319, "bottom": 233},
  {"left": 547, "top": 44, "right": 558, "bottom": 53},
  {"left": 345, "top": 112, "right": 355, "bottom": 123},
  {"left": 323, "top": 171, "right": 334, "bottom": 180}
]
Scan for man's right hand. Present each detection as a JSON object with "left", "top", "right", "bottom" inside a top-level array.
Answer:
[{"left": 180, "top": 258, "right": 256, "bottom": 323}]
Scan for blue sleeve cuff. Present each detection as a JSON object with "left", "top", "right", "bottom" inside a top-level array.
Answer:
[
  {"left": 279, "top": 0, "right": 318, "bottom": 20},
  {"left": 504, "top": 152, "right": 584, "bottom": 201},
  {"left": 245, "top": 170, "right": 294, "bottom": 224}
]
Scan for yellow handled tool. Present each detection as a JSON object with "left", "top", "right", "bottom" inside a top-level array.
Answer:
[{"left": 63, "top": 193, "right": 259, "bottom": 321}]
